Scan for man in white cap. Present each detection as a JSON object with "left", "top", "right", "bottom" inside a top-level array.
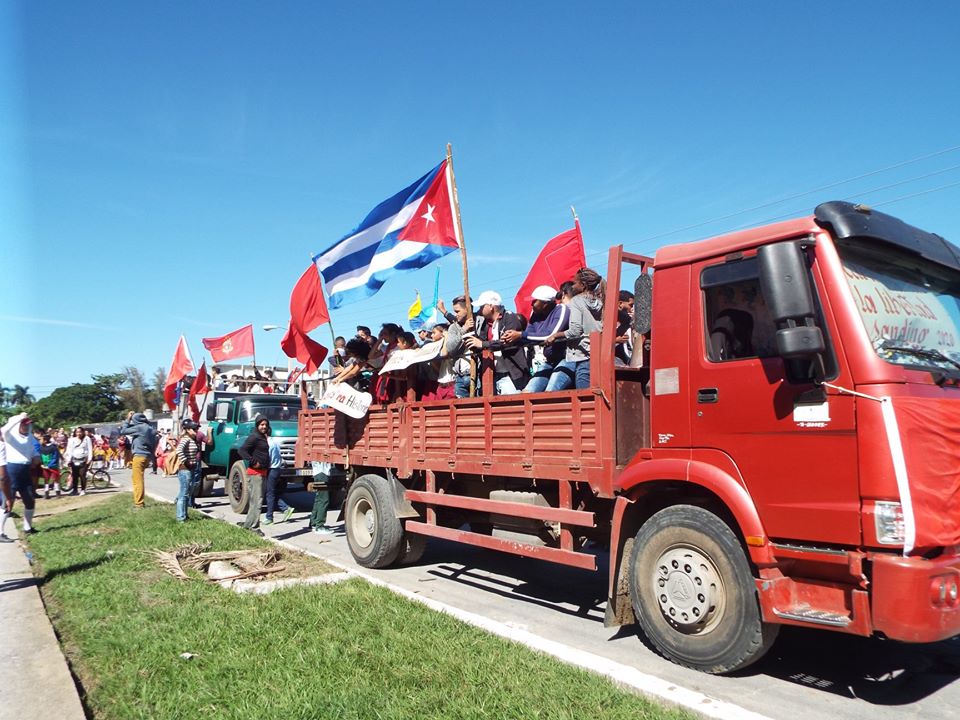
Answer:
[
  {"left": 464, "top": 290, "right": 528, "bottom": 394},
  {"left": 0, "top": 412, "right": 41, "bottom": 536},
  {"left": 501, "top": 285, "right": 570, "bottom": 392}
]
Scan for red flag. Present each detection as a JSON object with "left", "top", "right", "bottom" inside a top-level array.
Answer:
[
  {"left": 397, "top": 159, "right": 460, "bottom": 248},
  {"left": 281, "top": 263, "right": 330, "bottom": 372},
  {"left": 163, "top": 336, "right": 195, "bottom": 409},
  {"left": 192, "top": 361, "right": 209, "bottom": 396},
  {"left": 281, "top": 324, "right": 328, "bottom": 375},
  {"left": 201, "top": 324, "right": 255, "bottom": 363},
  {"left": 289, "top": 265, "right": 330, "bottom": 333},
  {"left": 514, "top": 221, "right": 586, "bottom": 318}
]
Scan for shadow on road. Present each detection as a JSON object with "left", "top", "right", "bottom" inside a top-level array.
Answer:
[
  {"left": 745, "top": 627, "right": 960, "bottom": 704},
  {"left": 420, "top": 539, "right": 608, "bottom": 622}
]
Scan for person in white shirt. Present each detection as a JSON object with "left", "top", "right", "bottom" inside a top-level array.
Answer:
[
  {"left": 0, "top": 412, "right": 40, "bottom": 536},
  {"left": 65, "top": 427, "right": 94, "bottom": 496},
  {"left": 0, "top": 440, "right": 12, "bottom": 542}
]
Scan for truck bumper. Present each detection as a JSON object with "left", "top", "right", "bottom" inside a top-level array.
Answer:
[{"left": 871, "top": 551, "right": 960, "bottom": 643}]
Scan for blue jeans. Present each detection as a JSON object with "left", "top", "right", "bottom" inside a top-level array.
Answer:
[
  {"left": 454, "top": 375, "right": 472, "bottom": 398},
  {"left": 545, "top": 359, "right": 591, "bottom": 391},
  {"left": 525, "top": 361, "right": 555, "bottom": 393},
  {"left": 264, "top": 467, "right": 290, "bottom": 521},
  {"left": 495, "top": 374, "right": 520, "bottom": 395},
  {"left": 175, "top": 469, "right": 192, "bottom": 521},
  {"left": 190, "top": 464, "right": 202, "bottom": 506}
]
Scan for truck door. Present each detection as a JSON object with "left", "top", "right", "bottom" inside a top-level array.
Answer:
[{"left": 688, "top": 249, "right": 859, "bottom": 545}]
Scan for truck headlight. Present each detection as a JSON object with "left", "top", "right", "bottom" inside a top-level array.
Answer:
[{"left": 875, "top": 501, "right": 905, "bottom": 545}]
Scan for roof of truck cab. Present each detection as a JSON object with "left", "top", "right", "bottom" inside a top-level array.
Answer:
[{"left": 653, "top": 216, "right": 821, "bottom": 269}]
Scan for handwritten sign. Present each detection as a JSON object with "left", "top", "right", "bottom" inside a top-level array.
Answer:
[
  {"left": 319, "top": 383, "right": 372, "bottom": 419},
  {"left": 843, "top": 264, "right": 960, "bottom": 354},
  {"left": 378, "top": 340, "right": 443, "bottom": 375}
]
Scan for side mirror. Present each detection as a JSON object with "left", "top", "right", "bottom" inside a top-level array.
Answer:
[
  {"left": 758, "top": 241, "right": 825, "bottom": 360},
  {"left": 758, "top": 241, "right": 815, "bottom": 321},
  {"left": 205, "top": 404, "right": 216, "bottom": 421}
]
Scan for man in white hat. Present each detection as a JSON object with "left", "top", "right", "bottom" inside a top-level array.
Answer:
[
  {"left": 464, "top": 290, "right": 529, "bottom": 394},
  {"left": 501, "top": 285, "right": 570, "bottom": 392},
  {"left": 0, "top": 412, "right": 40, "bottom": 536}
]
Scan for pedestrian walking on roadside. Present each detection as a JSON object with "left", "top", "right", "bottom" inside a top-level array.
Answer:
[
  {"left": 236, "top": 416, "right": 270, "bottom": 535},
  {"left": 309, "top": 461, "right": 338, "bottom": 536},
  {"left": 263, "top": 429, "right": 294, "bottom": 525},
  {"left": 64, "top": 427, "right": 93, "bottom": 496},
  {"left": 119, "top": 412, "right": 158, "bottom": 509},
  {"left": 0, "top": 439, "right": 14, "bottom": 542},
  {"left": 39, "top": 434, "right": 61, "bottom": 499},
  {"left": 0, "top": 413, "right": 41, "bottom": 535},
  {"left": 174, "top": 420, "right": 200, "bottom": 522}
]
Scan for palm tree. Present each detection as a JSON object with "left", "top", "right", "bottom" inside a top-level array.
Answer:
[
  {"left": 0, "top": 384, "right": 10, "bottom": 406},
  {"left": 10, "top": 385, "right": 35, "bottom": 406}
]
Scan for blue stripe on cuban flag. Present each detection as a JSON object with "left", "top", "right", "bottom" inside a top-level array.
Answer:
[{"left": 313, "top": 162, "right": 456, "bottom": 309}]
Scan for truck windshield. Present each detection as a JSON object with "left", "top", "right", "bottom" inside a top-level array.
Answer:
[
  {"left": 837, "top": 238, "right": 960, "bottom": 371},
  {"left": 238, "top": 401, "right": 307, "bottom": 423}
]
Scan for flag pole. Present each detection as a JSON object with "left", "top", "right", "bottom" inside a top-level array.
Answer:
[
  {"left": 315, "top": 270, "right": 343, "bottom": 368},
  {"left": 570, "top": 205, "right": 578, "bottom": 223},
  {"left": 446, "top": 143, "right": 478, "bottom": 396}
]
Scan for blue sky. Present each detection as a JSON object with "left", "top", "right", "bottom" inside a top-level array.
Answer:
[{"left": 2, "top": 2, "right": 959, "bottom": 397}]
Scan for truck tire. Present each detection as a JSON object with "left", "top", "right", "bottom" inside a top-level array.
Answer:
[
  {"left": 227, "top": 461, "right": 249, "bottom": 514},
  {"left": 629, "top": 504, "right": 778, "bottom": 674},
  {"left": 396, "top": 530, "right": 427, "bottom": 565},
  {"left": 344, "top": 474, "right": 403, "bottom": 568}
]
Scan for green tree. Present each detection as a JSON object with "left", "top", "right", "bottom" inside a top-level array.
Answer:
[
  {"left": 10, "top": 384, "right": 36, "bottom": 407},
  {"left": 30, "top": 379, "right": 123, "bottom": 429}
]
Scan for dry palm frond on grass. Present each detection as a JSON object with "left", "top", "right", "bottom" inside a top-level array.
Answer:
[{"left": 151, "top": 544, "right": 285, "bottom": 582}]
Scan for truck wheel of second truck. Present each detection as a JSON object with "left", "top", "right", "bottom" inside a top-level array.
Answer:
[
  {"left": 629, "top": 504, "right": 778, "bottom": 674},
  {"left": 227, "top": 461, "right": 249, "bottom": 514},
  {"left": 344, "top": 474, "right": 403, "bottom": 568}
]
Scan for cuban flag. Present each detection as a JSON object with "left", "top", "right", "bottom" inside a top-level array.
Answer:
[{"left": 314, "top": 160, "right": 461, "bottom": 309}]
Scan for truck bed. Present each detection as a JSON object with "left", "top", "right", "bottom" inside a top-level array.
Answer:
[{"left": 297, "top": 388, "right": 623, "bottom": 492}]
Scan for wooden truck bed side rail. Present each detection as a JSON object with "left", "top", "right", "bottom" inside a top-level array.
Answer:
[{"left": 296, "top": 388, "right": 616, "bottom": 490}]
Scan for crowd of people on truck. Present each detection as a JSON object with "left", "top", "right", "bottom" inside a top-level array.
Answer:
[{"left": 322, "top": 266, "right": 638, "bottom": 402}]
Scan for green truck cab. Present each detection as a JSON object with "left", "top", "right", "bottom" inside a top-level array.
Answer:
[{"left": 200, "top": 392, "right": 314, "bottom": 513}]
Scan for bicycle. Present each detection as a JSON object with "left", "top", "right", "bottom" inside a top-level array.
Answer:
[{"left": 58, "top": 461, "right": 112, "bottom": 492}]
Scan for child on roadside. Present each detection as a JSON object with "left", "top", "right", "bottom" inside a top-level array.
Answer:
[{"left": 39, "top": 434, "right": 61, "bottom": 499}]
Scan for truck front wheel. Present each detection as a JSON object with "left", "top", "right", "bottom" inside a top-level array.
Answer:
[
  {"left": 629, "top": 504, "right": 778, "bottom": 674},
  {"left": 344, "top": 474, "right": 403, "bottom": 568},
  {"left": 227, "top": 461, "right": 249, "bottom": 514}
]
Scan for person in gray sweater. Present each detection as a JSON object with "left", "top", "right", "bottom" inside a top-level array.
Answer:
[
  {"left": 120, "top": 412, "right": 158, "bottom": 508},
  {"left": 544, "top": 268, "right": 605, "bottom": 390}
]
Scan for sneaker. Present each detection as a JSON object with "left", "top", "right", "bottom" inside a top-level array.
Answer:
[
  {"left": 281, "top": 507, "right": 295, "bottom": 523},
  {"left": 79, "top": 490, "right": 86, "bottom": 496},
  {"left": 312, "top": 525, "right": 335, "bottom": 536},
  {"left": 262, "top": 517, "right": 273, "bottom": 526},
  {"left": 24, "top": 527, "right": 38, "bottom": 535},
  {"left": 0, "top": 534, "right": 12, "bottom": 543}
]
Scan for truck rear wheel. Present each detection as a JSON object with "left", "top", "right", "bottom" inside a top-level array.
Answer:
[
  {"left": 227, "top": 461, "right": 249, "bottom": 514},
  {"left": 344, "top": 474, "right": 403, "bottom": 568},
  {"left": 629, "top": 504, "right": 778, "bottom": 674}
]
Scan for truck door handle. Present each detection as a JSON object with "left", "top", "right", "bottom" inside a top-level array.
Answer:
[{"left": 697, "top": 388, "right": 719, "bottom": 404}]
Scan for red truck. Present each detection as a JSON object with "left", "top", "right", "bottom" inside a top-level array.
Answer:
[{"left": 296, "top": 200, "right": 960, "bottom": 674}]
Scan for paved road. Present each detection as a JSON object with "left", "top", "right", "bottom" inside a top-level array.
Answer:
[{"left": 111, "top": 468, "right": 960, "bottom": 720}]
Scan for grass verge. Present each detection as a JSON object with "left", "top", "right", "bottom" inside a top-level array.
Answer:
[{"left": 26, "top": 494, "right": 693, "bottom": 720}]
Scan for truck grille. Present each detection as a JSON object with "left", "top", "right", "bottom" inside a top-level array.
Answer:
[{"left": 278, "top": 438, "right": 297, "bottom": 468}]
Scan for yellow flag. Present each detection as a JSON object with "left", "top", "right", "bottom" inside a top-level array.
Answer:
[{"left": 407, "top": 292, "right": 422, "bottom": 320}]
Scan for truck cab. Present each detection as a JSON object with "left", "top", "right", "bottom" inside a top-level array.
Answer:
[{"left": 201, "top": 392, "right": 313, "bottom": 512}]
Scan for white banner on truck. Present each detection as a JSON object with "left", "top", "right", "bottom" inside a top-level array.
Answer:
[
  {"left": 378, "top": 340, "right": 443, "bottom": 375},
  {"left": 319, "top": 384, "right": 372, "bottom": 419}
]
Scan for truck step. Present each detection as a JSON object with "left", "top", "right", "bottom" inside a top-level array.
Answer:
[{"left": 772, "top": 604, "right": 851, "bottom": 627}]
